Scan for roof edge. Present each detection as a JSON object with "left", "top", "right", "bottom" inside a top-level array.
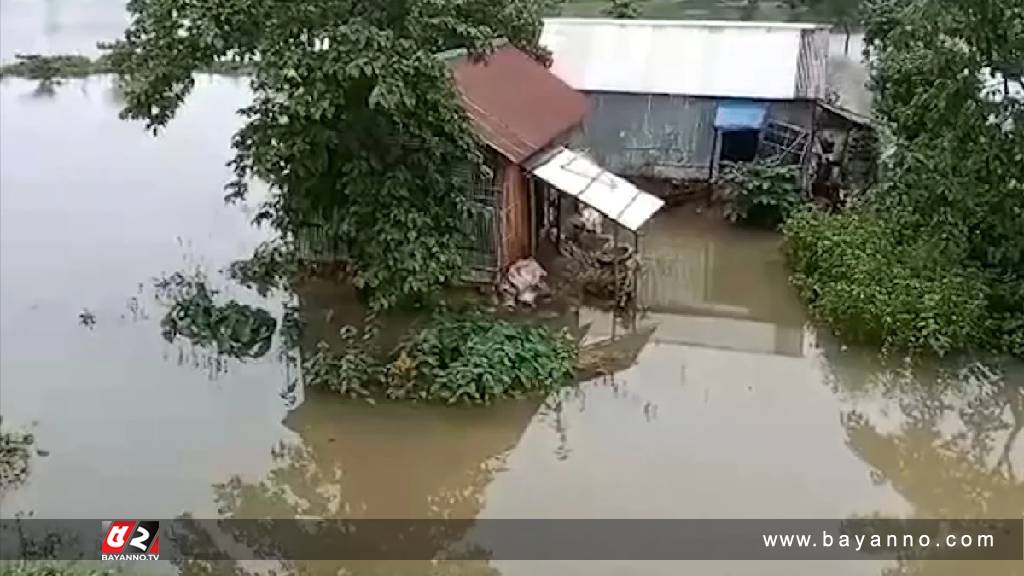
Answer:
[{"left": 544, "top": 17, "right": 830, "bottom": 30}]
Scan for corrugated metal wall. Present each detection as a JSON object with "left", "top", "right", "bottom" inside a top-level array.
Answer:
[
  {"left": 573, "top": 93, "right": 816, "bottom": 180},
  {"left": 795, "top": 29, "right": 830, "bottom": 99},
  {"left": 572, "top": 92, "right": 717, "bottom": 180}
]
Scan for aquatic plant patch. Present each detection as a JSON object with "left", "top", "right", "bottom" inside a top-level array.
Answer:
[
  {"left": 154, "top": 272, "right": 276, "bottom": 360},
  {"left": 0, "top": 418, "right": 34, "bottom": 491},
  {"left": 302, "top": 311, "right": 578, "bottom": 404}
]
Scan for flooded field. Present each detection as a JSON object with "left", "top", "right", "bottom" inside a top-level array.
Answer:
[{"left": 1, "top": 3, "right": 1021, "bottom": 576}]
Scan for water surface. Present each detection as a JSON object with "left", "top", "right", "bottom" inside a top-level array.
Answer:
[{"left": 0, "top": 4, "right": 1020, "bottom": 576}]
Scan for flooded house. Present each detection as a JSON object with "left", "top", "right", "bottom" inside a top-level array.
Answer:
[
  {"left": 540, "top": 18, "right": 876, "bottom": 193},
  {"left": 446, "top": 44, "right": 665, "bottom": 282}
]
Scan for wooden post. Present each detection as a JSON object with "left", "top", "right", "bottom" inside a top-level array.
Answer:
[
  {"left": 612, "top": 223, "right": 620, "bottom": 308},
  {"left": 556, "top": 192, "right": 562, "bottom": 251},
  {"left": 708, "top": 130, "right": 718, "bottom": 181},
  {"left": 633, "top": 229, "right": 640, "bottom": 309},
  {"left": 528, "top": 177, "right": 537, "bottom": 256}
]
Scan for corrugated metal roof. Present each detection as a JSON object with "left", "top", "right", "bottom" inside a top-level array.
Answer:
[
  {"left": 540, "top": 18, "right": 830, "bottom": 100},
  {"left": 450, "top": 45, "right": 589, "bottom": 164},
  {"left": 529, "top": 148, "right": 665, "bottom": 231}
]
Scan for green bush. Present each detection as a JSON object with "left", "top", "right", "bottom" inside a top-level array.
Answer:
[
  {"left": 155, "top": 272, "right": 277, "bottom": 359},
  {"left": 386, "top": 313, "right": 578, "bottom": 403},
  {"left": 718, "top": 160, "right": 803, "bottom": 228},
  {"left": 783, "top": 209, "right": 992, "bottom": 356},
  {"left": 301, "top": 312, "right": 578, "bottom": 404},
  {"left": 302, "top": 325, "right": 381, "bottom": 399},
  {"left": 1, "top": 418, "right": 34, "bottom": 491}
]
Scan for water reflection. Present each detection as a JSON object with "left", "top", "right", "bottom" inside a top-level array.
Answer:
[
  {"left": 636, "top": 208, "right": 808, "bottom": 357},
  {"left": 2, "top": 7, "right": 1021, "bottom": 575},
  {"left": 0, "top": 76, "right": 289, "bottom": 518},
  {"left": 187, "top": 392, "right": 536, "bottom": 575},
  {"left": 823, "top": 348, "right": 1024, "bottom": 575},
  {"left": 826, "top": 351, "right": 1024, "bottom": 517}
]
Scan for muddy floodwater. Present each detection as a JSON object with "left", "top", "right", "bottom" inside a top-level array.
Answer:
[{"left": 2, "top": 3, "right": 1022, "bottom": 576}]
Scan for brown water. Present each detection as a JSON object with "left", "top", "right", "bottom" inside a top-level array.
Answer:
[{"left": 1, "top": 4, "right": 1022, "bottom": 575}]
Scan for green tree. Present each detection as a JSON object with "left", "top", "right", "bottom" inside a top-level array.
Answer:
[
  {"left": 784, "top": 0, "right": 1024, "bottom": 357},
  {"left": 110, "top": 0, "right": 554, "bottom": 310},
  {"left": 787, "top": 0, "right": 862, "bottom": 54},
  {"left": 602, "top": 0, "right": 641, "bottom": 19}
]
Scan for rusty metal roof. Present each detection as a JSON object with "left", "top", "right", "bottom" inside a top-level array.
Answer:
[{"left": 450, "top": 45, "right": 589, "bottom": 164}]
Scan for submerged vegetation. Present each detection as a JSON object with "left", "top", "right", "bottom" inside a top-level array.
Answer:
[
  {"left": 0, "top": 52, "right": 249, "bottom": 81},
  {"left": 386, "top": 312, "right": 578, "bottom": 403},
  {"left": 0, "top": 418, "right": 34, "bottom": 491},
  {"left": 0, "top": 55, "right": 109, "bottom": 80},
  {"left": 303, "top": 311, "right": 578, "bottom": 404},
  {"left": 154, "top": 271, "right": 276, "bottom": 359},
  {"left": 783, "top": 0, "right": 1024, "bottom": 358}
]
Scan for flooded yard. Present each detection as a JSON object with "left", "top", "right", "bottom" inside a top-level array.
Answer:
[{"left": 1, "top": 3, "right": 1022, "bottom": 576}]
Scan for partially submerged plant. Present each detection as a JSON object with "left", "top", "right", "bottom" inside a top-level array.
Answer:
[
  {"left": 718, "top": 160, "right": 803, "bottom": 227},
  {"left": 301, "top": 324, "right": 381, "bottom": 400},
  {"left": 384, "top": 312, "right": 578, "bottom": 404},
  {"left": 155, "top": 271, "right": 276, "bottom": 359},
  {"left": 0, "top": 417, "right": 34, "bottom": 491},
  {"left": 300, "top": 310, "right": 578, "bottom": 404},
  {"left": 225, "top": 240, "right": 300, "bottom": 298}
]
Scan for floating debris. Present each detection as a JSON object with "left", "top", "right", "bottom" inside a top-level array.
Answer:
[{"left": 78, "top": 308, "right": 96, "bottom": 329}]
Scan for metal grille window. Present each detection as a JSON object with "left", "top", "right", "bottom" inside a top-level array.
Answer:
[
  {"left": 757, "top": 120, "right": 810, "bottom": 165},
  {"left": 461, "top": 152, "right": 503, "bottom": 279}
]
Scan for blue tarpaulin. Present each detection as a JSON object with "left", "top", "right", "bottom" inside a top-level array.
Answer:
[{"left": 714, "top": 101, "right": 768, "bottom": 131}]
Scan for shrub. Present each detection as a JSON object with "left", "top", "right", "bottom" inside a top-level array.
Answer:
[
  {"left": 155, "top": 272, "right": 277, "bottom": 359},
  {"left": 385, "top": 312, "right": 578, "bottom": 404},
  {"left": 783, "top": 209, "right": 992, "bottom": 356},
  {"left": 1, "top": 418, "right": 34, "bottom": 491},
  {"left": 718, "top": 160, "right": 803, "bottom": 228},
  {"left": 301, "top": 325, "right": 381, "bottom": 399},
  {"left": 301, "top": 311, "right": 578, "bottom": 404}
]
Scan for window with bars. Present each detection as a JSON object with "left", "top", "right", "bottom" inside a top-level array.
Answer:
[{"left": 757, "top": 120, "right": 810, "bottom": 165}]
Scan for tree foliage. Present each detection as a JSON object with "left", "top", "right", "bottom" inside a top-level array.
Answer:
[
  {"left": 111, "top": 0, "right": 555, "bottom": 310},
  {"left": 154, "top": 271, "right": 277, "bottom": 359},
  {"left": 602, "top": 0, "right": 641, "bottom": 19},
  {"left": 784, "top": 0, "right": 1024, "bottom": 357}
]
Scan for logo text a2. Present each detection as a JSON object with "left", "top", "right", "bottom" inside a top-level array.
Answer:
[{"left": 101, "top": 520, "right": 160, "bottom": 560}]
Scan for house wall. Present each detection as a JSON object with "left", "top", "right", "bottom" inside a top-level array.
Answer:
[
  {"left": 499, "top": 162, "right": 532, "bottom": 268},
  {"left": 571, "top": 92, "right": 816, "bottom": 180}
]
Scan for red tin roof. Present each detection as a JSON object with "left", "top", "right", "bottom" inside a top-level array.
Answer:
[{"left": 450, "top": 45, "right": 589, "bottom": 164}]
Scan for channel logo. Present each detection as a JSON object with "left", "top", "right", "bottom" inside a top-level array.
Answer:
[{"left": 101, "top": 520, "right": 160, "bottom": 560}]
